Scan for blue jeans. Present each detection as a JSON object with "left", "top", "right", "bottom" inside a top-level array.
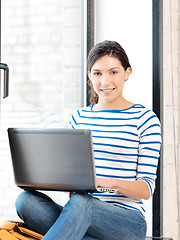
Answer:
[{"left": 15, "top": 191, "right": 147, "bottom": 240}]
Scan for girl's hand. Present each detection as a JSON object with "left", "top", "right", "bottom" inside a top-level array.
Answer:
[
  {"left": 69, "top": 192, "right": 74, "bottom": 198},
  {"left": 97, "top": 177, "right": 151, "bottom": 200},
  {"left": 96, "top": 177, "right": 117, "bottom": 189}
]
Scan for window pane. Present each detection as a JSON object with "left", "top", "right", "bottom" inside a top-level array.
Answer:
[{"left": 0, "top": 0, "right": 82, "bottom": 222}]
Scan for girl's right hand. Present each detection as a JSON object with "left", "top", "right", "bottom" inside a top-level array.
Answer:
[{"left": 69, "top": 192, "right": 74, "bottom": 198}]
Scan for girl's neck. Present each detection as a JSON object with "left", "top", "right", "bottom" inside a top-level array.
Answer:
[{"left": 93, "top": 98, "right": 134, "bottom": 111}]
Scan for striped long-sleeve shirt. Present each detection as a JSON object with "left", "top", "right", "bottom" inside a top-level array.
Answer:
[{"left": 69, "top": 104, "right": 162, "bottom": 216}]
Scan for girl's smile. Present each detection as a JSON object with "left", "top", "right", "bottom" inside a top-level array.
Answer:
[{"left": 100, "top": 88, "right": 115, "bottom": 93}]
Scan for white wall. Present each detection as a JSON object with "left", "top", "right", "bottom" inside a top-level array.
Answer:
[{"left": 95, "top": 0, "right": 153, "bottom": 236}]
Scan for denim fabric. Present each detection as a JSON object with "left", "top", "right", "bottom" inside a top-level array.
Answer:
[{"left": 15, "top": 191, "right": 147, "bottom": 240}]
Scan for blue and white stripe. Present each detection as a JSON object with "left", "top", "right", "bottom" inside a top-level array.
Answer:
[{"left": 69, "top": 104, "right": 161, "bottom": 216}]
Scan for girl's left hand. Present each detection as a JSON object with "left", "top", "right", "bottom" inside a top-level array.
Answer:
[{"left": 96, "top": 177, "right": 117, "bottom": 189}]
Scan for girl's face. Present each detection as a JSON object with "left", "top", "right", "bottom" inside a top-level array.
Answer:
[{"left": 88, "top": 55, "right": 131, "bottom": 109}]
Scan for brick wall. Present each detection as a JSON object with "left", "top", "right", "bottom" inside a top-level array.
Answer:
[
  {"left": 0, "top": 0, "right": 82, "bottom": 223},
  {"left": 1, "top": 0, "right": 82, "bottom": 124}
]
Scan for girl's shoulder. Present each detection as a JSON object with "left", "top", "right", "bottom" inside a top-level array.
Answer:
[
  {"left": 119, "top": 104, "right": 159, "bottom": 121},
  {"left": 134, "top": 104, "right": 159, "bottom": 120},
  {"left": 71, "top": 105, "right": 92, "bottom": 115},
  {"left": 130, "top": 103, "right": 151, "bottom": 112},
  {"left": 135, "top": 104, "right": 161, "bottom": 135}
]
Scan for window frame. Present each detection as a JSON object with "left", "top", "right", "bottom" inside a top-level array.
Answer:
[{"left": 82, "top": 0, "right": 164, "bottom": 237}]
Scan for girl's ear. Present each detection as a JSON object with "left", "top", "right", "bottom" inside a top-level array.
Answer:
[
  {"left": 125, "top": 67, "right": 131, "bottom": 80},
  {"left": 88, "top": 71, "right": 91, "bottom": 81}
]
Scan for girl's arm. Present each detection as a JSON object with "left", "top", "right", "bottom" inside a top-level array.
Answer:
[{"left": 97, "top": 177, "right": 151, "bottom": 200}]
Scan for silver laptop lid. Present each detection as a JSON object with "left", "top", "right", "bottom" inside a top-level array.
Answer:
[{"left": 8, "top": 128, "right": 97, "bottom": 192}]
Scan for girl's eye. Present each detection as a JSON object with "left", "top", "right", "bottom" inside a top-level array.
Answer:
[
  {"left": 111, "top": 71, "right": 118, "bottom": 74},
  {"left": 94, "top": 72, "right": 101, "bottom": 76}
]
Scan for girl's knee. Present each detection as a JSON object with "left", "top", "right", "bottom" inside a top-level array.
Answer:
[
  {"left": 70, "top": 193, "right": 93, "bottom": 208},
  {"left": 71, "top": 192, "right": 88, "bottom": 201},
  {"left": 15, "top": 190, "right": 40, "bottom": 216},
  {"left": 16, "top": 191, "right": 30, "bottom": 211}
]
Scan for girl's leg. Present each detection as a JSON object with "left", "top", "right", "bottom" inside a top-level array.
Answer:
[
  {"left": 16, "top": 191, "right": 98, "bottom": 239},
  {"left": 15, "top": 190, "right": 63, "bottom": 235},
  {"left": 82, "top": 235, "right": 99, "bottom": 240},
  {"left": 42, "top": 193, "right": 147, "bottom": 240}
]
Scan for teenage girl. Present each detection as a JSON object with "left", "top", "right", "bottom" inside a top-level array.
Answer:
[{"left": 15, "top": 40, "right": 161, "bottom": 240}]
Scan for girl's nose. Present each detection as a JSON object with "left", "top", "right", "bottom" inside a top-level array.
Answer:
[{"left": 101, "top": 74, "right": 110, "bottom": 85}]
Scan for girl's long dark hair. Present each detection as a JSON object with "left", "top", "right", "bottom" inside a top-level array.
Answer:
[{"left": 87, "top": 40, "right": 132, "bottom": 105}]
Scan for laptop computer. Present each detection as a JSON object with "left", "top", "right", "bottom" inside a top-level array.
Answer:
[{"left": 7, "top": 128, "right": 118, "bottom": 193}]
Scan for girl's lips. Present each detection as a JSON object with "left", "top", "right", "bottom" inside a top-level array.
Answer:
[{"left": 100, "top": 88, "right": 115, "bottom": 93}]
